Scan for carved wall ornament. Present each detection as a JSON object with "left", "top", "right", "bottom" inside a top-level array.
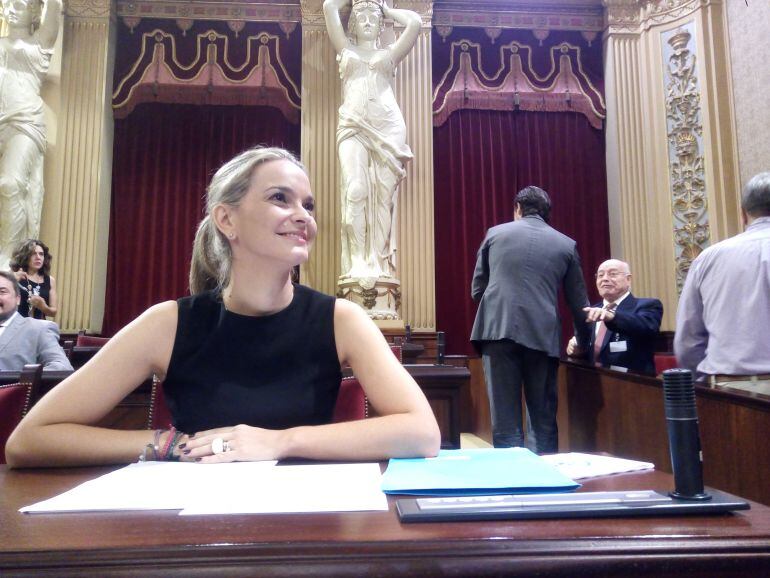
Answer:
[{"left": 662, "top": 25, "right": 710, "bottom": 291}]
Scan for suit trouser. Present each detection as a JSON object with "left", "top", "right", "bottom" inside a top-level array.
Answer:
[{"left": 481, "top": 340, "right": 559, "bottom": 453}]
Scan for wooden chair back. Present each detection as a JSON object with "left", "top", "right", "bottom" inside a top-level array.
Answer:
[
  {"left": 76, "top": 331, "right": 110, "bottom": 347},
  {"left": 0, "top": 364, "right": 43, "bottom": 464}
]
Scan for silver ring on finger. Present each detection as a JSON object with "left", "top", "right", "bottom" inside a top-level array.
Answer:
[
  {"left": 223, "top": 440, "right": 232, "bottom": 453},
  {"left": 211, "top": 437, "right": 225, "bottom": 455}
]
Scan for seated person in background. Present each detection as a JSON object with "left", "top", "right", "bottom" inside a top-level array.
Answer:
[
  {"left": 675, "top": 171, "right": 770, "bottom": 387},
  {"left": 6, "top": 146, "right": 440, "bottom": 468},
  {"left": 0, "top": 271, "right": 73, "bottom": 371},
  {"left": 567, "top": 259, "right": 663, "bottom": 374},
  {"left": 10, "top": 239, "right": 59, "bottom": 320}
]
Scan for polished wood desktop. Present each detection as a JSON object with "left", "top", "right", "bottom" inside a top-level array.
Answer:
[{"left": 1, "top": 465, "right": 768, "bottom": 576}]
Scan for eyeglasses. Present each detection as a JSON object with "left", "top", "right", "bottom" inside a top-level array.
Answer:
[{"left": 595, "top": 270, "right": 628, "bottom": 279}]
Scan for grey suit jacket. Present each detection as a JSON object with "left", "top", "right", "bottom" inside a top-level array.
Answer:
[
  {"left": 0, "top": 314, "right": 74, "bottom": 371},
  {"left": 470, "top": 215, "right": 591, "bottom": 357}
]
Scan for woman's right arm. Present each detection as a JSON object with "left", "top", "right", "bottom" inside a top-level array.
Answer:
[
  {"left": 5, "top": 301, "right": 178, "bottom": 468},
  {"left": 323, "top": 0, "right": 349, "bottom": 54}
]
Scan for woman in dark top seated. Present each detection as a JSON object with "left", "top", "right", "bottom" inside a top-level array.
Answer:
[
  {"left": 10, "top": 239, "right": 59, "bottom": 320},
  {"left": 7, "top": 147, "right": 440, "bottom": 467}
]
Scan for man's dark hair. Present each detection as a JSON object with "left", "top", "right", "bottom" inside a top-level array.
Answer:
[
  {"left": 0, "top": 270, "right": 20, "bottom": 298},
  {"left": 514, "top": 186, "right": 551, "bottom": 222},
  {"left": 742, "top": 172, "right": 770, "bottom": 218}
]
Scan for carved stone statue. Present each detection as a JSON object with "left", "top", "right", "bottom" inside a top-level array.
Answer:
[
  {"left": 0, "top": 0, "right": 61, "bottom": 268},
  {"left": 324, "top": 0, "right": 420, "bottom": 320}
]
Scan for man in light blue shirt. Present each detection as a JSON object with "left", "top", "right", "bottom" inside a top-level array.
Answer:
[{"left": 675, "top": 172, "right": 770, "bottom": 391}]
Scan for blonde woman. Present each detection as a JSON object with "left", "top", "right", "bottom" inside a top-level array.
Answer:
[{"left": 7, "top": 147, "right": 440, "bottom": 467}]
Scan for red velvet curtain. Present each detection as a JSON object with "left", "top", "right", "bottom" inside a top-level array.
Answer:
[
  {"left": 103, "top": 103, "right": 300, "bottom": 335},
  {"left": 434, "top": 110, "right": 609, "bottom": 356}
]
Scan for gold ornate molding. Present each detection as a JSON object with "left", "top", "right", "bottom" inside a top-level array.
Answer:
[
  {"left": 663, "top": 25, "right": 710, "bottom": 290},
  {"left": 299, "top": 0, "right": 324, "bottom": 27},
  {"left": 67, "top": 0, "right": 113, "bottom": 18},
  {"left": 435, "top": 0, "right": 603, "bottom": 32},
  {"left": 117, "top": 0, "right": 302, "bottom": 22},
  {"left": 604, "top": 0, "right": 712, "bottom": 34}
]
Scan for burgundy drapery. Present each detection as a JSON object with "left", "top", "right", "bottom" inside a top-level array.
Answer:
[
  {"left": 434, "top": 109, "right": 609, "bottom": 356},
  {"left": 103, "top": 103, "right": 300, "bottom": 336}
]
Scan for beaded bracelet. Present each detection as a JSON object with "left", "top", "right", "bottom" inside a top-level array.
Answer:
[
  {"left": 159, "top": 426, "right": 177, "bottom": 459},
  {"left": 138, "top": 429, "right": 163, "bottom": 462},
  {"left": 164, "top": 430, "right": 185, "bottom": 462}
]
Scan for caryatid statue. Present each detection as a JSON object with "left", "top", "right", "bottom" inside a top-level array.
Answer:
[
  {"left": 323, "top": 0, "right": 420, "bottom": 320},
  {"left": 0, "top": 0, "right": 61, "bottom": 268}
]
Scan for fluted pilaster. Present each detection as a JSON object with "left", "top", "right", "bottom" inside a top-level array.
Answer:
[
  {"left": 394, "top": 8, "right": 435, "bottom": 330},
  {"left": 40, "top": 0, "right": 116, "bottom": 332},
  {"left": 300, "top": 0, "right": 340, "bottom": 296},
  {"left": 603, "top": 0, "right": 739, "bottom": 330}
]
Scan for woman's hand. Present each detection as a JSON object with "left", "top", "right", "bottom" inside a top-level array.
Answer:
[
  {"left": 180, "top": 424, "right": 288, "bottom": 463},
  {"left": 28, "top": 294, "right": 46, "bottom": 309},
  {"left": 13, "top": 270, "right": 27, "bottom": 282}
]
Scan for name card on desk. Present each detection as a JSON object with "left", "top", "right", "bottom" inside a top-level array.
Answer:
[{"left": 381, "top": 448, "right": 580, "bottom": 495}]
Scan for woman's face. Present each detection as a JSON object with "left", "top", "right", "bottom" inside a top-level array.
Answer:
[
  {"left": 222, "top": 159, "right": 317, "bottom": 269},
  {"left": 2, "top": 0, "right": 39, "bottom": 29},
  {"left": 28, "top": 245, "right": 45, "bottom": 272},
  {"left": 353, "top": 6, "right": 382, "bottom": 42}
]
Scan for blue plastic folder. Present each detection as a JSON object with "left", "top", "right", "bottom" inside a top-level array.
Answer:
[{"left": 381, "top": 448, "right": 580, "bottom": 495}]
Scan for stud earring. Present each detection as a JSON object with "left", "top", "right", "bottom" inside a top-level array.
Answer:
[{"left": 228, "top": 233, "right": 235, "bottom": 239}]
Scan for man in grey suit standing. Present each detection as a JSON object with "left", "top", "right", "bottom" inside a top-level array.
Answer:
[
  {"left": 471, "top": 186, "right": 590, "bottom": 453},
  {"left": 0, "top": 271, "right": 72, "bottom": 371}
]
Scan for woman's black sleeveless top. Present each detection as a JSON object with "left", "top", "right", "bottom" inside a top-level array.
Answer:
[
  {"left": 163, "top": 285, "right": 342, "bottom": 434},
  {"left": 18, "top": 274, "right": 50, "bottom": 319}
]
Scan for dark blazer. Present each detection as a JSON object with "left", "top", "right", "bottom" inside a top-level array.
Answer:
[
  {"left": 0, "top": 314, "right": 73, "bottom": 371},
  {"left": 470, "top": 215, "right": 591, "bottom": 357},
  {"left": 590, "top": 293, "right": 663, "bottom": 374}
]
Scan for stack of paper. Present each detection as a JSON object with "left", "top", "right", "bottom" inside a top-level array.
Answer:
[
  {"left": 20, "top": 461, "right": 388, "bottom": 515},
  {"left": 540, "top": 453, "right": 654, "bottom": 480},
  {"left": 381, "top": 448, "right": 580, "bottom": 495}
]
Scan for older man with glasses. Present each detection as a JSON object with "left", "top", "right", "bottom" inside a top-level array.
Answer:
[{"left": 567, "top": 259, "right": 663, "bottom": 374}]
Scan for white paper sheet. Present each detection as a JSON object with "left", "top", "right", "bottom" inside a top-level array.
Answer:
[
  {"left": 540, "top": 453, "right": 654, "bottom": 480},
  {"left": 21, "top": 460, "right": 277, "bottom": 513},
  {"left": 20, "top": 461, "right": 388, "bottom": 515},
  {"left": 180, "top": 463, "right": 388, "bottom": 515}
]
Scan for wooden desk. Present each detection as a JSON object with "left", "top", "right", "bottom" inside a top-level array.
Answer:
[
  {"left": 1, "top": 466, "right": 768, "bottom": 576},
  {"left": 558, "top": 359, "right": 770, "bottom": 506}
]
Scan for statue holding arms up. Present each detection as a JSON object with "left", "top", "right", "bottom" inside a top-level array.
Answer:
[
  {"left": 323, "top": 0, "right": 420, "bottom": 282},
  {"left": 0, "top": 0, "right": 61, "bottom": 268}
]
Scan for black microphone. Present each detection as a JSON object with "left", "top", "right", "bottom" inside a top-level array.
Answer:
[
  {"left": 405, "top": 324, "right": 412, "bottom": 342},
  {"left": 662, "top": 369, "right": 710, "bottom": 501},
  {"left": 436, "top": 332, "right": 445, "bottom": 365}
]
